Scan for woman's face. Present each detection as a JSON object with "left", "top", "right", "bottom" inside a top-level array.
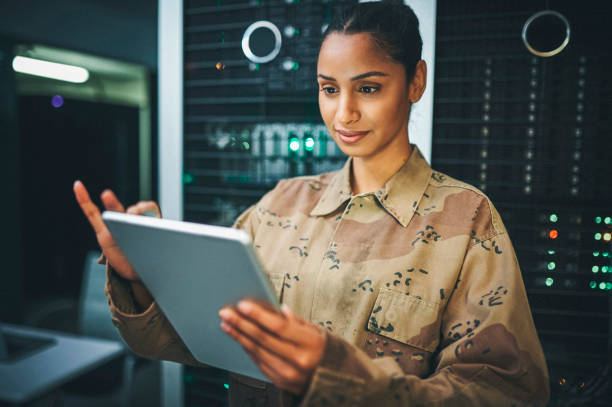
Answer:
[{"left": 317, "top": 32, "right": 422, "bottom": 162}]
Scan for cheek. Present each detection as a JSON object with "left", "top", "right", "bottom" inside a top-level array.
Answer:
[{"left": 318, "top": 96, "right": 334, "bottom": 125}]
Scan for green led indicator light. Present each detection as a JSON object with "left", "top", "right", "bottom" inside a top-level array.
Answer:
[
  {"left": 605, "top": 217, "right": 611, "bottom": 225},
  {"left": 547, "top": 262, "right": 556, "bottom": 270},
  {"left": 602, "top": 266, "right": 609, "bottom": 273},
  {"left": 547, "top": 250, "right": 556, "bottom": 255},
  {"left": 607, "top": 282, "right": 612, "bottom": 290},
  {"left": 289, "top": 137, "right": 300, "bottom": 152},
  {"left": 590, "top": 281, "right": 597, "bottom": 289},
  {"left": 304, "top": 137, "right": 315, "bottom": 151},
  {"left": 224, "top": 383, "right": 230, "bottom": 390},
  {"left": 600, "top": 282, "right": 607, "bottom": 290},
  {"left": 549, "top": 214, "right": 558, "bottom": 223},
  {"left": 183, "top": 173, "right": 194, "bottom": 184},
  {"left": 604, "top": 233, "right": 612, "bottom": 241},
  {"left": 593, "top": 251, "right": 600, "bottom": 257},
  {"left": 595, "top": 233, "right": 602, "bottom": 240},
  {"left": 595, "top": 216, "right": 602, "bottom": 224},
  {"left": 545, "top": 278, "right": 554, "bottom": 287},
  {"left": 592, "top": 266, "right": 599, "bottom": 273},
  {"left": 604, "top": 252, "right": 610, "bottom": 258}
]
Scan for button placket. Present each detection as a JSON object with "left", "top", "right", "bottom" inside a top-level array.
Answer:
[{"left": 309, "top": 195, "right": 365, "bottom": 322}]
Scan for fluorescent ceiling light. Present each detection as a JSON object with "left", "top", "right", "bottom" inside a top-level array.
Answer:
[{"left": 12, "top": 56, "right": 89, "bottom": 83}]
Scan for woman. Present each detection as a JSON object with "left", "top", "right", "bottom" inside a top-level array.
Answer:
[{"left": 74, "top": 1, "right": 549, "bottom": 405}]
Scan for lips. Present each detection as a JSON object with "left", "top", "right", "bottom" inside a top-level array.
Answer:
[{"left": 336, "top": 129, "right": 369, "bottom": 144}]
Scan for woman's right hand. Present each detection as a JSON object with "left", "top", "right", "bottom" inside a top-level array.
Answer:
[{"left": 73, "top": 180, "right": 162, "bottom": 282}]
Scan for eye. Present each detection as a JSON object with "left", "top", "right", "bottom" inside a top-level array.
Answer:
[
  {"left": 359, "top": 86, "right": 379, "bottom": 94},
  {"left": 320, "top": 86, "right": 338, "bottom": 95}
]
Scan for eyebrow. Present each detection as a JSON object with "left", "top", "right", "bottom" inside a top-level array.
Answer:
[{"left": 317, "top": 71, "right": 389, "bottom": 81}]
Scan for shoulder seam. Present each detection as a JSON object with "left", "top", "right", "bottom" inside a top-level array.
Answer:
[{"left": 428, "top": 181, "right": 505, "bottom": 237}]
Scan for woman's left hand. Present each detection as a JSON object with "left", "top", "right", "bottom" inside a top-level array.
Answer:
[{"left": 218, "top": 301, "right": 326, "bottom": 395}]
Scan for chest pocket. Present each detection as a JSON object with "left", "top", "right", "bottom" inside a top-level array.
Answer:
[{"left": 367, "top": 287, "right": 441, "bottom": 353}]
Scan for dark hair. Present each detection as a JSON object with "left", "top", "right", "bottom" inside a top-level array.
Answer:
[{"left": 321, "top": 0, "right": 423, "bottom": 81}]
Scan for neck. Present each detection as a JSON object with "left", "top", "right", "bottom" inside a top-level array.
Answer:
[{"left": 351, "top": 140, "right": 412, "bottom": 195}]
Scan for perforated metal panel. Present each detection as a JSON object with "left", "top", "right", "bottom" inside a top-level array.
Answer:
[
  {"left": 182, "top": 1, "right": 355, "bottom": 405},
  {"left": 432, "top": 0, "right": 612, "bottom": 403}
]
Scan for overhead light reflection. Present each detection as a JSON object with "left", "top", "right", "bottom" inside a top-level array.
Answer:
[{"left": 12, "top": 56, "right": 89, "bottom": 83}]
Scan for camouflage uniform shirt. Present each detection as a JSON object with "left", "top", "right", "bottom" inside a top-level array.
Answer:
[{"left": 106, "top": 146, "right": 550, "bottom": 406}]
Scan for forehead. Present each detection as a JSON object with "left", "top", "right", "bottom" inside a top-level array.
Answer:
[{"left": 317, "top": 32, "right": 401, "bottom": 78}]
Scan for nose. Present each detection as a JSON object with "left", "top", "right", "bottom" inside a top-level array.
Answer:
[{"left": 336, "top": 93, "right": 360, "bottom": 126}]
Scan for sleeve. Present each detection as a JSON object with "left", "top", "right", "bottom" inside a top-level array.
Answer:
[
  {"left": 104, "top": 204, "right": 261, "bottom": 365},
  {"left": 298, "top": 231, "right": 550, "bottom": 406}
]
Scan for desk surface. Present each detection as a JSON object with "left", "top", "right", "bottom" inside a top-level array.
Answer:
[{"left": 0, "top": 323, "right": 124, "bottom": 404}]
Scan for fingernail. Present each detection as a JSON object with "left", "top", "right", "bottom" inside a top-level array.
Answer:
[
  {"left": 218, "top": 308, "right": 231, "bottom": 319},
  {"left": 237, "top": 301, "right": 252, "bottom": 314}
]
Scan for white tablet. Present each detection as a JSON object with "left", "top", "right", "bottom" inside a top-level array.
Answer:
[{"left": 102, "top": 211, "right": 278, "bottom": 381}]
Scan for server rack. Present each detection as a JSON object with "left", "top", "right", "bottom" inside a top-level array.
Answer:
[
  {"left": 182, "top": 1, "right": 356, "bottom": 405},
  {"left": 432, "top": 1, "right": 612, "bottom": 404},
  {"left": 178, "top": 0, "right": 612, "bottom": 405}
]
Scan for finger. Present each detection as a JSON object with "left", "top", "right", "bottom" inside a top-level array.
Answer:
[
  {"left": 137, "top": 201, "right": 162, "bottom": 217},
  {"left": 127, "top": 201, "right": 162, "bottom": 217},
  {"left": 220, "top": 321, "right": 306, "bottom": 393},
  {"left": 237, "top": 301, "right": 308, "bottom": 344},
  {"left": 281, "top": 304, "right": 305, "bottom": 324},
  {"left": 243, "top": 348, "right": 304, "bottom": 395},
  {"left": 219, "top": 307, "right": 297, "bottom": 363},
  {"left": 100, "top": 189, "right": 125, "bottom": 212},
  {"left": 73, "top": 180, "right": 106, "bottom": 234}
]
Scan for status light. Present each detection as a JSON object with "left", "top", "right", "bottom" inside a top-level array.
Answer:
[
  {"left": 595, "top": 216, "right": 602, "bottom": 224},
  {"left": 589, "top": 281, "right": 597, "bottom": 289},
  {"left": 593, "top": 251, "right": 600, "bottom": 257},
  {"left": 594, "top": 233, "right": 602, "bottom": 241},
  {"left": 549, "top": 214, "right": 558, "bottom": 223},
  {"left": 289, "top": 137, "right": 300, "bottom": 152},
  {"left": 600, "top": 282, "right": 606, "bottom": 290},
  {"left": 549, "top": 230, "right": 558, "bottom": 239},
  {"left": 603, "top": 266, "right": 609, "bottom": 273},
  {"left": 304, "top": 137, "right": 315, "bottom": 151},
  {"left": 224, "top": 383, "right": 230, "bottom": 390},
  {"left": 545, "top": 278, "right": 554, "bottom": 287},
  {"left": 604, "top": 233, "right": 612, "bottom": 242},
  {"left": 592, "top": 266, "right": 599, "bottom": 273},
  {"left": 547, "top": 249, "right": 556, "bottom": 255},
  {"left": 182, "top": 173, "right": 194, "bottom": 184},
  {"left": 547, "top": 262, "right": 556, "bottom": 270},
  {"left": 605, "top": 217, "right": 611, "bottom": 225}
]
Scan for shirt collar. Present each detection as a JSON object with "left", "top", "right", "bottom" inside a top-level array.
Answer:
[{"left": 310, "top": 145, "right": 433, "bottom": 227}]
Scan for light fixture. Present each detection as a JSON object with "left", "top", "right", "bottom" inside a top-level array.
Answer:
[{"left": 12, "top": 56, "right": 89, "bottom": 83}]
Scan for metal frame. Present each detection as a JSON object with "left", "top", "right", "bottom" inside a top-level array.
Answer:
[
  {"left": 158, "top": 0, "right": 184, "bottom": 406},
  {"left": 522, "top": 10, "right": 571, "bottom": 57},
  {"left": 405, "top": 0, "right": 437, "bottom": 163}
]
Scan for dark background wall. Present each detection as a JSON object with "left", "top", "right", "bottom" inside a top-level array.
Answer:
[
  {"left": 0, "top": 0, "right": 157, "bottom": 323},
  {"left": 0, "top": 0, "right": 157, "bottom": 67}
]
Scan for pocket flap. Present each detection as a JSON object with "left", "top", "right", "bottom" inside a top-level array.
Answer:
[{"left": 367, "top": 287, "right": 441, "bottom": 352}]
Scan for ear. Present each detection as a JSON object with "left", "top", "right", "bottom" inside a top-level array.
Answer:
[{"left": 408, "top": 60, "right": 427, "bottom": 103}]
